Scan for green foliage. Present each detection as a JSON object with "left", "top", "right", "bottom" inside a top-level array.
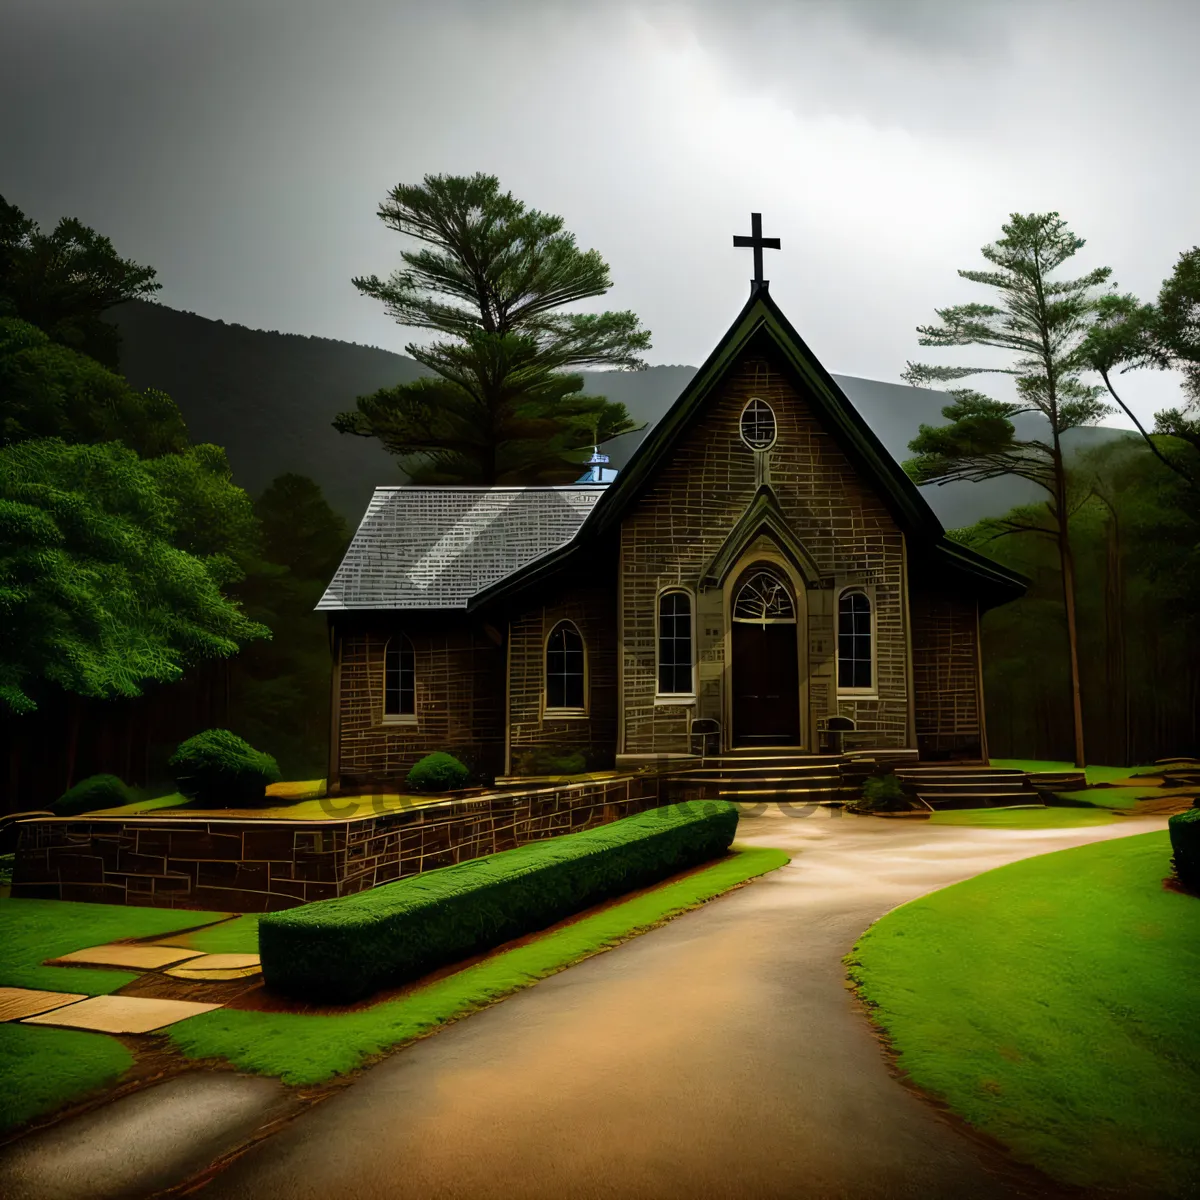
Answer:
[
  {"left": 337, "top": 172, "right": 650, "bottom": 484},
  {"left": 53, "top": 773, "right": 131, "bottom": 817},
  {"left": 405, "top": 752, "right": 471, "bottom": 794},
  {"left": 169, "top": 728, "right": 281, "bottom": 808},
  {"left": 0, "top": 317, "right": 188, "bottom": 455},
  {"left": 1168, "top": 808, "right": 1200, "bottom": 890},
  {"left": 259, "top": 802, "right": 739, "bottom": 1002},
  {"left": 524, "top": 749, "right": 588, "bottom": 776},
  {"left": 846, "top": 833, "right": 1200, "bottom": 1196},
  {"left": 254, "top": 473, "right": 349, "bottom": 580},
  {"left": 0, "top": 194, "right": 159, "bottom": 370},
  {"left": 856, "top": 773, "right": 910, "bottom": 812},
  {"left": 0, "top": 439, "right": 269, "bottom": 715}
]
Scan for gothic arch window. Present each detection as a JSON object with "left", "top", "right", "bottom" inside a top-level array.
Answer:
[
  {"left": 657, "top": 590, "right": 694, "bottom": 696},
  {"left": 740, "top": 397, "right": 777, "bottom": 450},
  {"left": 837, "top": 590, "right": 874, "bottom": 692},
  {"left": 732, "top": 569, "right": 796, "bottom": 624},
  {"left": 383, "top": 634, "right": 416, "bottom": 721},
  {"left": 545, "top": 621, "right": 586, "bottom": 712}
]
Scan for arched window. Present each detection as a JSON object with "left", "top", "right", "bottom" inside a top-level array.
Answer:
[
  {"left": 740, "top": 397, "right": 777, "bottom": 450},
  {"left": 546, "top": 621, "right": 586, "bottom": 711},
  {"left": 383, "top": 634, "right": 415, "bottom": 719},
  {"left": 732, "top": 569, "right": 796, "bottom": 623},
  {"left": 658, "top": 591, "right": 694, "bottom": 696},
  {"left": 837, "top": 591, "right": 873, "bottom": 691}
]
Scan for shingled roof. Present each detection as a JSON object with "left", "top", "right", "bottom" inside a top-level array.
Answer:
[{"left": 317, "top": 485, "right": 605, "bottom": 611}]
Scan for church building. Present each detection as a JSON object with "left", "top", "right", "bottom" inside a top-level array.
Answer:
[{"left": 319, "top": 245, "right": 1026, "bottom": 792}]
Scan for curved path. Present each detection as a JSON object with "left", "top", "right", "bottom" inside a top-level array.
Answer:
[{"left": 195, "top": 810, "right": 1165, "bottom": 1200}]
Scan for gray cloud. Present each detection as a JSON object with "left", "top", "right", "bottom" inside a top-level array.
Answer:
[{"left": 1, "top": 0, "right": 1195, "bottom": 426}]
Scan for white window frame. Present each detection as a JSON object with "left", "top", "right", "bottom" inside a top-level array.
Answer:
[
  {"left": 655, "top": 587, "right": 697, "bottom": 704},
  {"left": 739, "top": 396, "right": 778, "bottom": 452},
  {"left": 835, "top": 586, "right": 878, "bottom": 699},
  {"left": 543, "top": 619, "right": 589, "bottom": 718},
  {"left": 381, "top": 633, "right": 418, "bottom": 725}
]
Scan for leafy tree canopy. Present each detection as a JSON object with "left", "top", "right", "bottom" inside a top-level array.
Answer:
[
  {"left": 0, "top": 317, "right": 188, "bottom": 456},
  {"left": 336, "top": 172, "right": 651, "bottom": 484},
  {"left": 0, "top": 439, "right": 268, "bottom": 715},
  {"left": 0, "top": 195, "right": 159, "bottom": 370},
  {"left": 254, "top": 473, "right": 349, "bottom": 580}
]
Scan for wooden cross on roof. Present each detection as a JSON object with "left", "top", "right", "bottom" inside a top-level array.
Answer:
[{"left": 733, "top": 212, "right": 781, "bottom": 293}]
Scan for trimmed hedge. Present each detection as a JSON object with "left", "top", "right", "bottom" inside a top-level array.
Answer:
[
  {"left": 1168, "top": 807, "right": 1200, "bottom": 890},
  {"left": 169, "top": 729, "right": 281, "bottom": 808},
  {"left": 53, "top": 774, "right": 131, "bottom": 817},
  {"left": 259, "top": 801, "right": 739, "bottom": 1002},
  {"left": 406, "top": 752, "right": 470, "bottom": 793}
]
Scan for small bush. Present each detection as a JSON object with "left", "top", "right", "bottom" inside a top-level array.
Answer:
[
  {"left": 1168, "top": 808, "right": 1200, "bottom": 890},
  {"left": 169, "top": 729, "right": 281, "bottom": 808},
  {"left": 260, "top": 801, "right": 739, "bottom": 1002},
  {"left": 406, "top": 752, "right": 471, "bottom": 794},
  {"left": 53, "top": 774, "right": 131, "bottom": 817},
  {"left": 855, "top": 772, "right": 910, "bottom": 813}
]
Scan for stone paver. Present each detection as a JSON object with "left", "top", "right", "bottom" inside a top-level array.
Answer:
[
  {"left": 165, "top": 955, "right": 262, "bottom": 981},
  {"left": 47, "top": 945, "right": 205, "bottom": 971},
  {"left": 21, "top": 994, "right": 221, "bottom": 1034},
  {"left": 0, "top": 988, "right": 88, "bottom": 1022},
  {"left": 0, "top": 1073, "right": 297, "bottom": 1200}
]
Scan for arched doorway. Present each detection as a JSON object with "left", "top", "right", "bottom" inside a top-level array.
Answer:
[{"left": 730, "top": 567, "right": 801, "bottom": 746}]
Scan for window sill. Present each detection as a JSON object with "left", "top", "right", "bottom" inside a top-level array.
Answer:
[
  {"left": 544, "top": 709, "right": 590, "bottom": 720},
  {"left": 836, "top": 692, "right": 878, "bottom": 701},
  {"left": 654, "top": 694, "right": 697, "bottom": 706},
  {"left": 380, "top": 715, "right": 418, "bottom": 727}
]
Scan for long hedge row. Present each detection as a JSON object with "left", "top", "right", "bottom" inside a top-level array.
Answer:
[{"left": 259, "top": 801, "right": 739, "bottom": 1002}]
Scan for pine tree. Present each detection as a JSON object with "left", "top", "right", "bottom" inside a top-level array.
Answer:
[
  {"left": 335, "top": 173, "right": 650, "bottom": 484},
  {"left": 903, "top": 213, "right": 1115, "bottom": 768}
]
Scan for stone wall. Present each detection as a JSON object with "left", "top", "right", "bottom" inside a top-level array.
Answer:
[
  {"left": 910, "top": 590, "right": 985, "bottom": 760},
  {"left": 619, "top": 349, "right": 911, "bottom": 756},
  {"left": 333, "top": 613, "right": 506, "bottom": 790},
  {"left": 506, "top": 581, "right": 619, "bottom": 775},
  {"left": 11, "top": 774, "right": 662, "bottom": 912}
]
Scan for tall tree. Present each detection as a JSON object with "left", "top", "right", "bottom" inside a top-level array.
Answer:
[
  {"left": 335, "top": 173, "right": 650, "bottom": 484},
  {"left": 1079, "top": 247, "right": 1200, "bottom": 489},
  {"left": 902, "top": 212, "right": 1114, "bottom": 767},
  {"left": 0, "top": 195, "right": 160, "bottom": 370}
]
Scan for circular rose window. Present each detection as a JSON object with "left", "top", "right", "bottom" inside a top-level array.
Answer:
[{"left": 740, "top": 397, "right": 776, "bottom": 450}]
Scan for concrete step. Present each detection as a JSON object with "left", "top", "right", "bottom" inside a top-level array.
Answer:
[
  {"left": 902, "top": 778, "right": 1032, "bottom": 793},
  {"left": 679, "top": 774, "right": 843, "bottom": 788},
  {"left": 719, "top": 787, "right": 853, "bottom": 799}
]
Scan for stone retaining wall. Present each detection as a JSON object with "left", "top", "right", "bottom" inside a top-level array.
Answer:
[{"left": 11, "top": 774, "right": 663, "bottom": 913}]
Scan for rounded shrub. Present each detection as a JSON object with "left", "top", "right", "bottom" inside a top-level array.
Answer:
[
  {"left": 53, "top": 773, "right": 131, "bottom": 817},
  {"left": 854, "top": 772, "right": 911, "bottom": 813},
  {"left": 406, "top": 752, "right": 471, "bottom": 794},
  {"left": 1168, "top": 807, "right": 1200, "bottom": 891},
  {"left": 169, "top": 729, "right": 281, "bottom": 808}
]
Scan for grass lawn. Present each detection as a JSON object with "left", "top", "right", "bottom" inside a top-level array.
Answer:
[
  {"left": 989, "top": 758, "right": 1140, "bottom": 784},
  {"left": 168, "top": 846, "right": 789, "bottom": 1084},
  {"left": 1052, "top": 785, "right": 1176, "bottom": 810},
  {"left": 0, "top": 1024, "right": 133, "bottom": 1135},
  {"left": 0, "top": 898, "right": 229, "bottom": 994},
  {"left": 162, "top": 914, "right": 262, "bottom": 953},
  {"left": 928, "top": 806, "right": 1118, "bottom": 829},
  {"left": 847, "top": 832, "right": 1200, "bottom": 1198}
]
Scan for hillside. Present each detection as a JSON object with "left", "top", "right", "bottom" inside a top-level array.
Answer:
[{"left": 106, "top": 300, "right": 1132, "bottom": 529}]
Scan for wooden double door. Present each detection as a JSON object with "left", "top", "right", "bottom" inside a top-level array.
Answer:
[{"left": 730, "top": 567, "right": 802, "bottom": 747}]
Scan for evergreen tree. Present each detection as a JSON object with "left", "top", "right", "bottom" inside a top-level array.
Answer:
[
  {"left": 0, "top": 195, "right": 159, "bottom": 370},
  {"left": 902, "top": 212, "right": 1114, "bottom": 768},
  {"left": 335, "top": 173, "right": 650, "bottom": 484}
]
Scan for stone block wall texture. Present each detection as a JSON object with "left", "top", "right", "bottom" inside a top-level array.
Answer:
[
  {"left": 619, "top": 349, "right": 910, "bottom": 756},
  {"left": 910, "top": 590, "right": 984, "bottom": 760},
  {"left": 506, "top": 582, "right": 619, "bottom": 775},
  {"left": 335, "top": 616, "right": 506, "bottom": 790},
  {"left": 11, "top": 774, "right": 662, "bottom": 912}
]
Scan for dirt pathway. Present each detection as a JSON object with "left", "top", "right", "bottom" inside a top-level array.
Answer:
[{"left": 191, "top": 810, "right": 1166, "bottom": 1200}]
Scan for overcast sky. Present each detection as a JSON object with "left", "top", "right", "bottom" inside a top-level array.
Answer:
[{"left": 3, "top": 0, "right": 1195, "bottom": 426}]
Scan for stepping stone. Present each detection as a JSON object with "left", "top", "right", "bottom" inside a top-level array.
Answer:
[
  {"left": 47, "top": 944, "right": 206, "bottom": 971},
  {"left": 21, "top": 994, "right": 221, "bottom": 1034},
  {"left": 0, "top": 987, "right": 88, "bottom": 1022},
  {"left": 164, "top": 953, "right": 262, "bottom": 981}
]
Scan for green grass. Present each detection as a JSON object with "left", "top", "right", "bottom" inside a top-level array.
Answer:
[
  {"left": 0, "top": 1023, "right": 134, "bottom": 1135},
  {"left": 0, "top": 898, "right": 229, "bottom": 994},
  {"left": 168, "top": 846, "right": 789, "bottom": 1084},
  {"left": 989, "top": 759, "right": 1139, "bottom": 784},
  {"left": 162, "top": 914, "right": 262, "bottom": 953},
  {"left": 927, "top": 806, "right": 1118, "bottom": 829},
  {"left": 1051, "top": 785, "right": 1172, "bottom": 810},
  {"left": 847, "top": 832, "right": 1200, "bottom": 1198}
]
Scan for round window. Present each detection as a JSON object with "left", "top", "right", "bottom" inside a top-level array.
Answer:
[{"left": 740, "top": 397, "right": 776, "bottom": 450}]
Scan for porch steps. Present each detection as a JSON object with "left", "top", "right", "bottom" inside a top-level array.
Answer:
[
  {"left": 894, "top": 764, "right": 1042, "bottom": 810},
  {"left": 666, "top": 752, "right": 858, "bottom": 803}
]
